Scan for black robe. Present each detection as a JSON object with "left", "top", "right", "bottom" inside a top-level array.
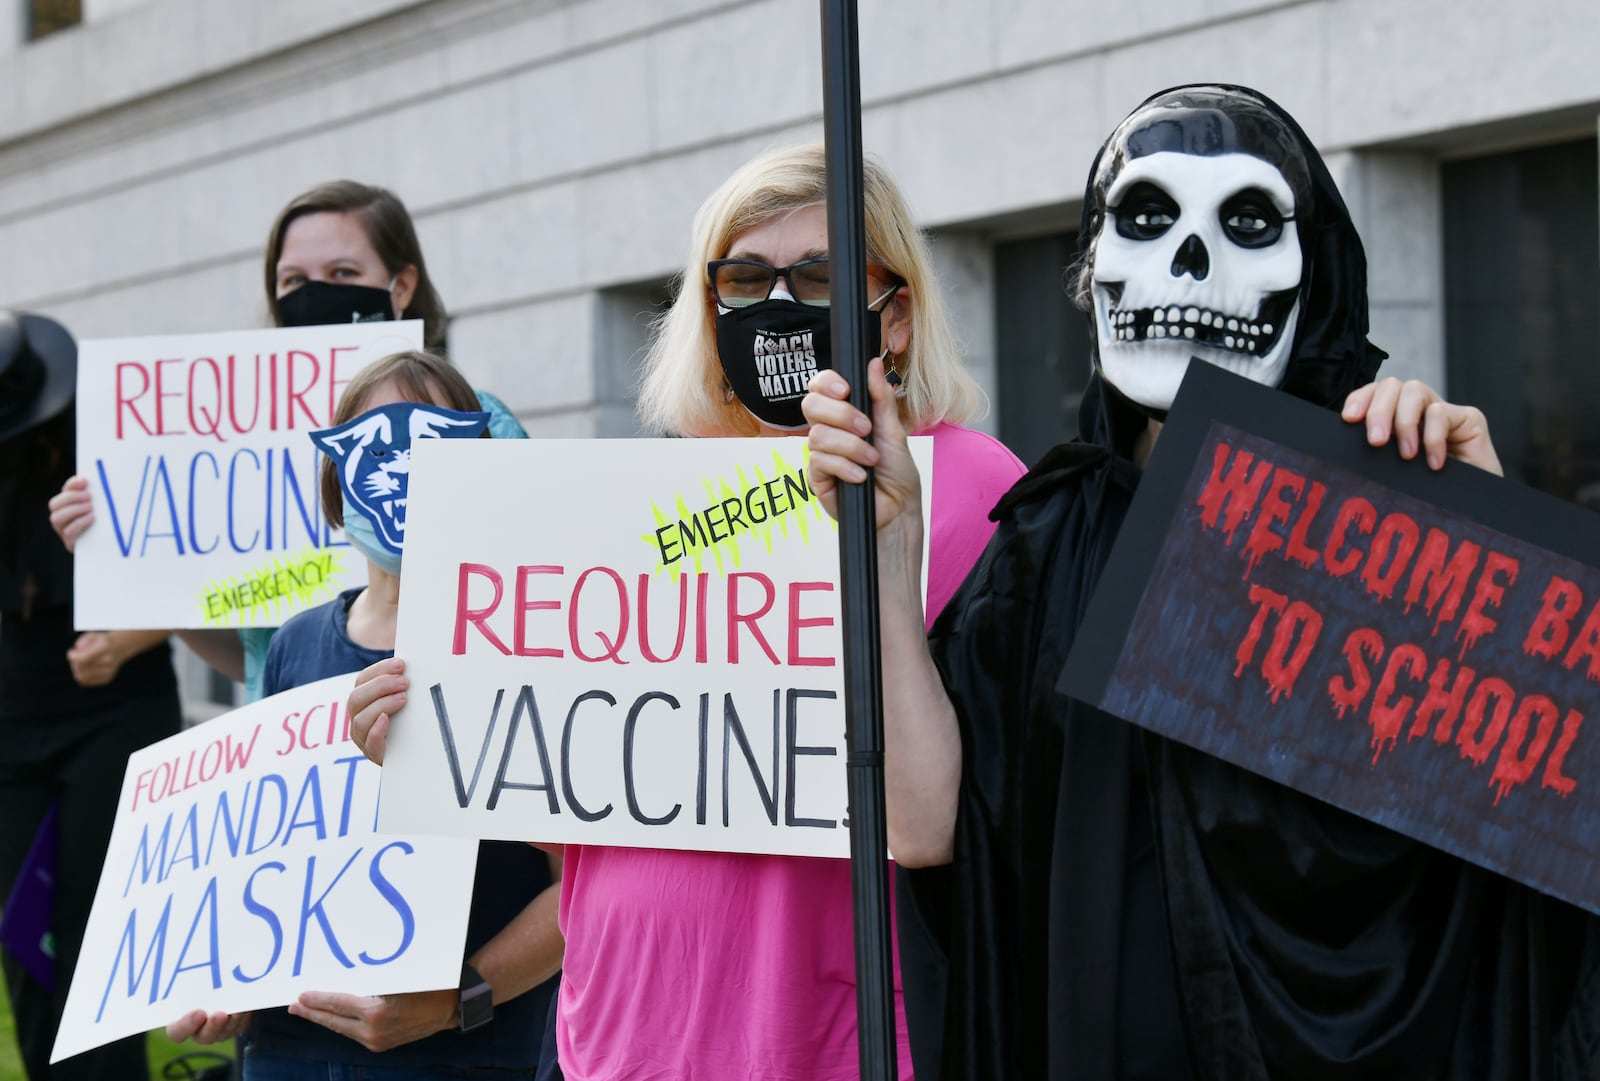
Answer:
[{"left": 912, "top": 372, "right": 1600, "bottom": 1079}]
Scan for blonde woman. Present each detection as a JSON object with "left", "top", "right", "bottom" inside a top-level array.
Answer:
[{"left": 349, "top": 142, "right": 1026, "bottom": 1079}]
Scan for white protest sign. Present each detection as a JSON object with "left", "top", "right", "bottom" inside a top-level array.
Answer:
[
  {"left": 383, "top": 437, "right": 933, "bottom": 859},
  {"left": 73, "top": 321, "right": 424, "bottom": 629},
  {"left": 52, "top": 674, "right": 478, "bottom": 1063}
]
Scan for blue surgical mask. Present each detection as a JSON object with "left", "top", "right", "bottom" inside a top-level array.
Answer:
[{"left": 342, "top": 498, "right": 403, "bottom": 577}]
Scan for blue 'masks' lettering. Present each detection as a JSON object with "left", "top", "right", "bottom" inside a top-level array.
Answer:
[
  {"left": 94, "top": 895, "right": 174, "bottom": 1022},
  {"left": 292, "top": 849, "right": 364, "bottom": 976},
  {"left": 161, "top": 877, "right": 222, "bottom": 999},
  {"left": 233, "top": 862, "right": 286, "bottom": 983},
  {"left": 358, "top": 842, "right": 417, "bottom": 966}
]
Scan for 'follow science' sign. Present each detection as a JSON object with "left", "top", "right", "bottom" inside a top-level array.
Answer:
[{"left": 52, "top": 675, "right": 477, "bottom": 1062}]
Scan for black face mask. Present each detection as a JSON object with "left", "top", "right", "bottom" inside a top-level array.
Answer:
[
  {"left": 715, "top": 299, "right": 881, "bottom": 430},
  {"left": 277, "top": 280, "right": 398, "bottom": 329}
]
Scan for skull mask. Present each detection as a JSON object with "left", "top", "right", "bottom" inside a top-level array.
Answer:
[{"left": 1087, "top": 87, "right": 1316, "bottom": 413}]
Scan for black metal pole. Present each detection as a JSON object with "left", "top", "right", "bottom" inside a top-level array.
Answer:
[{"left": 819, "top": 2, "right": 897, "bottom": 1079}]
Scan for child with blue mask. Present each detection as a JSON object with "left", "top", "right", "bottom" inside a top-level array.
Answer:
[
  {"left": 166, "top": 350, "right": 563, "bottom": 1081},
  {"left": 314, "top": 398, "right": 490, "bottom": 577}
]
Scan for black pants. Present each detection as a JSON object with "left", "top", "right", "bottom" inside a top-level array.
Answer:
[{"left": 0, "top": 683, "right": 182, "bottom": 1081}]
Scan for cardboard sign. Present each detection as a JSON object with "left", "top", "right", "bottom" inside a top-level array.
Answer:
[
  {"left": 73, "top": 322, "right": 424, "bottom": 630},
  {"left": 1061, "top": 363, "right": 1600, "bottom": 915},
  {"left": 52, "top": 675, "right": 478, "bottom": 1063},
  {"left": 382, "top": 437, "right": 933, "bottom": 859}
]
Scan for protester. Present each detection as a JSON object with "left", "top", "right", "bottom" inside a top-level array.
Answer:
[
  {"left": 165, "top": 350, "right": 562, "bottom": 1080},
  {"left": 803, "top": 84, "right": 1600, "bottom": 1080},
  {"left": 46, "top": 180, "right": 525, "bottom": 702},
  {"left": 0, "top": 311, "right": 182, "bottom": 1081},
  {"left": 345, "top": 141, "right": 1027, "bottom": 1079}
]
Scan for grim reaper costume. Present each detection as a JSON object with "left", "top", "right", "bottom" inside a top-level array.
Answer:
[{"left": 914, "top": 85, "right": 1600, "bottom": 1079}]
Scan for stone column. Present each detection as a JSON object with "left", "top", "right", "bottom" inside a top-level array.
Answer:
[{"left": 1323, "top": 149, "right": 1447, "bottom": 392}]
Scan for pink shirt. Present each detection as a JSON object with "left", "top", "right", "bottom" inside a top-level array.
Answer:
[{"left": 557, "top": 423, "right": 1026, "bottom": 1080}]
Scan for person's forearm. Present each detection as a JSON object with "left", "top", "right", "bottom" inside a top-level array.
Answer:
[
  {"left": 104, "top": 629, "right": 173, "bottom": 663},
  {"left": 467, "top": 884, "right": 563, "bottom": 1005},
  {"left": 174, "top": 629, "right": 247, "bottom": 683},
  {"left": 879, "top": 517, "right": 962, "bottom": 868}
]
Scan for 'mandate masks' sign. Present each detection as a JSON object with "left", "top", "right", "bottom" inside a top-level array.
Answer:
[
  {"left": 52, "top": 675, "right": 477, "bottom": 1062},
  {"left": 381, "top": 437, "right": 933, "bottom": 859},
  {"left": 73, "top": 321, "right": 423, "bottom": 629}
]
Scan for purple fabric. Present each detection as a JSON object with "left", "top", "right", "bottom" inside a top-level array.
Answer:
[{"left": 0, "top": 801, "right": 57, "bottom": 991}]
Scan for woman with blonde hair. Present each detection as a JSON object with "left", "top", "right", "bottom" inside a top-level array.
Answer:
[{"left": 348, "top": 141, "right": 1026, "bottom": 1079}]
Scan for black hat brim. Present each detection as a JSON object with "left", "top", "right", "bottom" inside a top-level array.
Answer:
[{"left": 0, "top": 312, "right": 77, "bottom": 443}]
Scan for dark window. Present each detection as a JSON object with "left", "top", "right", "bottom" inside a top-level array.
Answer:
[
  {"left": 207, "top": 666, "right": 236, "bottom": 708},
  {"left": 596, "top": 279, "right": 674, "bottom": 436},
  {"left": 1443, "top": 138, "right": 1600, "bottom": 509},
  {"left": 29, "top": 0, "right": 82, "bottom": 40},
  {"left": 993, "top": 231, "right": 1093, "bottom": 469}
]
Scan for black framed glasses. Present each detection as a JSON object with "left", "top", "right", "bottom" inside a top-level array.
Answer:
[{"left": 709, "top": 257, "right": 834, "bottom": 308}]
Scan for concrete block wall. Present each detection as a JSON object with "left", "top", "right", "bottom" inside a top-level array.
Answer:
[
  {"left": 2, "top": 0, "right": 1595, "bottom": 437},
  {"left": 3, "top": 0, "right": 1596, "bottom": 715}
]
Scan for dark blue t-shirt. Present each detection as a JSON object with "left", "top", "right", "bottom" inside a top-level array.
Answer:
[{"left": 252, "top": 588, "right": 557, "bottom": 1072}]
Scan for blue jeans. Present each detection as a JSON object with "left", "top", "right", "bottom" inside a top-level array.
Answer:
[{"left": 241, "top": 1046, "right": 531, "bottom": 1081}]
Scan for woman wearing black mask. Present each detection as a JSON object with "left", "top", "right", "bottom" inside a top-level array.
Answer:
[
  {"left": 49, "top": 180, "right": 525, "bottom": 701},
  {"left": 348, "top": 141, "right": 1029, "bottom": 1080}
]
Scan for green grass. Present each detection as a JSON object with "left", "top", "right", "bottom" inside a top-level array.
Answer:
[
  {"left": 0, "top": 971, "right": 233, "bottom": 1081},
  {"left": 0, "top": 983, "right": 18, "bottom": 1081}
]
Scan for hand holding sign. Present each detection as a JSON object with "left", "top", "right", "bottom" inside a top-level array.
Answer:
[
  {"left": 47, "top": 474, "right": 95, "bottom": 552},
  {"left": 347, "top": 658, "right": 410, "bottom": 765},
  {"left": 802, "top": 359, "right": 924, "bottom": 537},
  {"left": 381, "top": 436, "right": 934, "bottom": 858},
  {"left": 51, "top": 674, "right": 478, "bottom": 1063},
  {"left": 1343, "top": 376, "right": 1501, "bottom": 474},
  {"left": 166, "top": 1008, "right": 252, "bottom": 1045},
  {"left": 287, "top": 987, "right": 457, "bottom": 1054},
  {"left": 1062, "top": 363, "right": 1600, "bottom": 915},
  {"left": 72, "top": 321, "right": 423, "bottom": 630}
]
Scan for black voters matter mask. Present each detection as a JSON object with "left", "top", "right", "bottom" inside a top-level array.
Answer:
[
  {"left": 277, "top": 280, "right": 398, "bottom": 329},
  {"left": 715, "top": 298, "right": 882, "bottom": 430}
]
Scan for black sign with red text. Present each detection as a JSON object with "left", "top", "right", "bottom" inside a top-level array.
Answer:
[{"left": 1061, "top": 363, "right": 1600, "bottom": 915}]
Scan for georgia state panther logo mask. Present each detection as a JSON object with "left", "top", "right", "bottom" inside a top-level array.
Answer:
[
  {"left": 1086, "top": 87, "right": 1315, "bottom": 413},
  {"left": 311, "top": 402, "right": 490, "bottom": 556}
]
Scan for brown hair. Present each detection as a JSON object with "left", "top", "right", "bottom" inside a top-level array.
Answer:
[
  {"left": 264, "top": 181, "right": 449, "bottom": 349},
  {"left": 320, "top": 350, "right": 482, "bottom": 526}
]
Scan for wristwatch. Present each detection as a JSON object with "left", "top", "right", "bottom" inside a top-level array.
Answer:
[{"left": 458, "top": 962, "right": 493, "bottom": 1033}]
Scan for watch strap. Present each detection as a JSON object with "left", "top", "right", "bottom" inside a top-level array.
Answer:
[{"left": 458, "top": 962, "right": 492, "bottom": 1033}]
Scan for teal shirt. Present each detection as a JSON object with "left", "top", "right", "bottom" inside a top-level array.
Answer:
[{"left": 236, "top": 386, "right": 526, "bottom": 702}]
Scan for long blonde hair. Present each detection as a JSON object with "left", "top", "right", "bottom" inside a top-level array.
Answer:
[{"left": 637, "top": 142, "right": 982, "bottom": 436}]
